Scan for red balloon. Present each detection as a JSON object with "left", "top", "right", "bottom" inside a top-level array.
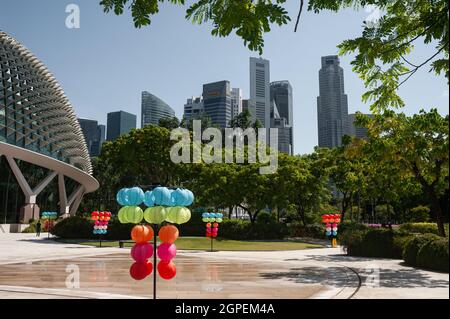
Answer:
[
  {"left": 130, "top": 262, "right": 151, "bottom": 280},
  {"left": 92, "top": 211, "right": 99, "bottom": 216},
  {"left": 157, "top": 261, "right": 176, "bottom": 280},
  {"left": 212, "top": 233, "right": 218, "bottom": 238},
  {"left": 213, "top": 223, "right": 219, "bottom": 228},
  {"left": 206, "top": 233, "right": 211, "bottom": 237},
  {"left": 131, "top": 243, "right": 154, "bottom": 262}
]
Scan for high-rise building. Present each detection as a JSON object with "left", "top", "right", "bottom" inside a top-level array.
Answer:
[
  {"left": 242, "top": 99, "right": 257, "bottom": 122},
  {"left": 183, "top": 96, "right": 204, "bottom": 126},
  {"left": 348, "top": 113, "right": 374, "bottom": 139},
  {"left": 78, "top": 119, "right": 106, "bottom": 157},
  {"left": 317, "top": 55, "right": 349, "bottom": 148},
  {"left": 107, "top": 111, "right": 136, "bottom": 141},
  {"left": 202, "top": 80, "right": 232, "bottom": 128},
  {"left": 141, "top": 91, "right": 176, "bottom": 127},
  {"left": 231, "top": 88, "right": 243, "bottom": 119},
  {"left": 250, "top": 57, "right": 270, "bottom": 130},
  {"left": 270, "top": 81, "right": 294, "bottom": 155}
]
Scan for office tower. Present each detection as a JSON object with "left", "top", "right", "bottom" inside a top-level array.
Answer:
[
  {"left": 231, "top": 88, "right": 243, "bottom": 119},
  {"left": 202, "top": 80, "right": 232, "bottom": 128},
  {"left": 107, "top": 111, "right": 136, "bottom": 141},
  {"left": 270, "top": 81, "right": 294, "bottom": 155},
  {"left": 270, "top": 81, "right": 293, "bottom": 126},
  {"left": 141, "top": 91, "right": 176, "bottom": 127},
  {"left": 317, "top": 55, "right": 349, "bottom": 148},
  {"left": 183, "top": 96, "right": 204, "bottom": 126},
  {"left": 242, "top": 99, "right": 257, "bottom": 122},
  {"left": 78, "top": 119, "right": 106, "bottom": 157},
  {"left": 250, "top": 57, "right": 270, "bottom": 130},
  {"left": 348, "top": 113, "right": 374, "bottom": 139}
]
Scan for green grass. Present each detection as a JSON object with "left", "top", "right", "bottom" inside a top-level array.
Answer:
[{"left": 56, "top": 237, "right": 323, "bottom": 251}]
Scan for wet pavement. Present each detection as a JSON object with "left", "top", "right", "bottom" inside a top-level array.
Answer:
[{"left": 0, "top": 253, "right": 325, "bottom": 299}]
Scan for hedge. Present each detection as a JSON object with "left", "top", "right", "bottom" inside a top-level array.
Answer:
[
  {"left": 289, "top": 222, "right": 325, "bottom": 239},
  {"left": 399, "top": 223, "right": 440, "bottom": 235},
  {"left": 416, "top": 238, "right": 449, "bottom": 272},
  {"left": 402, "top": 233, "right": 441, "bottom": 266}
]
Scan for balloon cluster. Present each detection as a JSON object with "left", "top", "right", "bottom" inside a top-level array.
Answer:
[
  {"left": 41, "top": 212, "right": 57, "bottom": 220},
  {"left": 202, "top": 213, "right": 223, "bottom": 238},
  {"left": 321, "top": 214, "right": 341, "bottom": 237},
  {"left": 117, "top": 187, "right": 194, "bottom": 225},
  {"left": 130, "top": 225, "right": 154, "bottom": 280},
  {"left": 116, "top": 186, "right": 194, "bottom": 283},
  {"left": 91, "top": 211, "right": 112, "bottom": 235}
]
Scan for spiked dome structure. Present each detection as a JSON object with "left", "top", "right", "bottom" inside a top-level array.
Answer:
[{"left": 0, "top": 31, "right": 98, "bottom": 222}]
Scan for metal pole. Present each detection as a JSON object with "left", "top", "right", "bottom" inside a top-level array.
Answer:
[
  {"left": 153, "top": 224, "right": 158, "bottom": 300},
  {"left": 211, "top": 235, "right": 213, "bottom": 252}
]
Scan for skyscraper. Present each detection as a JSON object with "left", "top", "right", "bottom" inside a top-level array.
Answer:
[
  {"left": 183, "top": 96, "right": 204, "bottom": 127},
  {"left": 231, "top": 88, "right": 243, "bottom": 119},
  {"left": 270, "top": 81, "right": 294, "bottom": 155},
  {"left": 242, "top": 99, "right": 257, "bottom": 122},
  {"left": 348, "top": 113, "right": 374, "bottom": 139},
  {"left": 107, "top": 111, "right": 136, "bottom": 141},
  {"left": 141, "top": 91, "right": 176, "bottom": 127},
  {"left": 202, "top": 80, "right": 232, "bottom": 128},
  {"left": 250, "top": 57, "right": 270, "bottom": 129},
  {"left": 317, "top": 55, "right": 349, "bottom": 148},
  {"left": 78, "top": 119, "right": 105, "bottom": 157}
]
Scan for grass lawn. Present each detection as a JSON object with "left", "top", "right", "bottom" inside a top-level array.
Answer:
[{"left": 56, "top": 237, "right": 323, "bottom": 251}]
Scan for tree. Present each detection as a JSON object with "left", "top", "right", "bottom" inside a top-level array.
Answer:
[
  {"left": 158, "top": 116, "right": 180, "bottom": 130},
  {"left": 308, "top": 0, "right": 449, "bottom": 111},
  {"left": 229, "top": 109, "right": 254, "bottom": 129},
  {"left": 363, "top": 109, "right": 449, "bottom": 236}
]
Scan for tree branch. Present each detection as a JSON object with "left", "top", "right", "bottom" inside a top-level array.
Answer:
[{"left": 294, "top": 0, "right": 304, "bottom": 32}]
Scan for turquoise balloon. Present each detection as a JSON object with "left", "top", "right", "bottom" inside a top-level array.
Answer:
[
  {"left": 171, "top": 188, "right": 188, "bottom": 206},
  {"left": 127, "top": 187, "right": 144, "bottom": 206},
  {"left": 185, "top": 189, "right": 194, "bottom": 206},
  {"left": 144, "top": 191, "right": 155, "bottom": 207},
  {"left": 116, "top": 188, "right": 128, "bottom": 205},
  {"left": 152, "top": 187, "right": 172, "bottom": 206}
]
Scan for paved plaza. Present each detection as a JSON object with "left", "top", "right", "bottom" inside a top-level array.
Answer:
[{"left": 0, "top": 233, "right": 448, "bottom": 299}]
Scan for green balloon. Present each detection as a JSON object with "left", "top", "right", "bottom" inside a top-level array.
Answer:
[
  {"left": 144, "top": 206, "right": 167, "bottom": 224},
  {"left": 166, "top": 206, "right": 191, "bottom": 224},
  {"left": 216, "top": 218, "right": 223, "bottom": 223},
  {"left": 126, "top": 206, "right": 144, "bottom": 224},
  {"left": 118, "top": 206, "right": 129, "bottom": 224},
  {"left": 202, "top": 218, "right": 209, "bottom": 223}
]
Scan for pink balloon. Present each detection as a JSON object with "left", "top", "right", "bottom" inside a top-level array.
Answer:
[
  {"left": 131, "top": 243, "right": 154, "bottom": 262},
  {"left": 157, "top": 243, "right": 177, "bottom": 262}
]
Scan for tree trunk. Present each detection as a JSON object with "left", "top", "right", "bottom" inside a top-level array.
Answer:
[{"left": 428, "top": 189, "right": 446, "bottom": 237}]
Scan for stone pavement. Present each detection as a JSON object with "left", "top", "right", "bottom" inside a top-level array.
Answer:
[{"left": 0, "top": 233, "right": 448, "bottom": 299}]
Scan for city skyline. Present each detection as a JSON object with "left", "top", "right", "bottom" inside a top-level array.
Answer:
[{"left": 1, "top": 1, "right": 447, "bottom": 155}]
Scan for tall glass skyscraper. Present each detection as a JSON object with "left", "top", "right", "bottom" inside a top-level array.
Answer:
[
  {"left": 270, "top": 81, "right": 294, "bottom": 155},
  {"left": 107, "top": 111, "right": 136, "bottom": 141},
  {"left": 141, "top": 91, "right": 176, "bottom": 127},
  {"left": 231, "top": 88, "right": 243, "bottom": 119},
  {"left": 317, "top": 55, "right": 349, "bottom": 148},
  {"left": 202, "top": 80, "right": 232, "bottom": 128},
  {"left": 78, "top": 119, "right": 105, "bottom": 157}
]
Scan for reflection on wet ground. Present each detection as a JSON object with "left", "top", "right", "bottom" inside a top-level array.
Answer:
[{"left": 0, "top": 254, "right": 325, "bottom": 299}]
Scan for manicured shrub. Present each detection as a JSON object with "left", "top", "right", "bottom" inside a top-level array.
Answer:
[
  {"left": 399, "top": 223, "right": 439, "bottom": 235},
  {"left": 177, "top": 211, "right": 204, "bottom": 236},
  {"left": 408, "top": 206, "right": 430, "bottom": 222},
  {"left": 288, "top": 222, "right": 325, "bottom": 239},
  {"left": 416, "top": 238, "right": 449, "bottom": 272},
  {"left": 340, "top": 229, "right": 366, "bottom": 256},
  {"left": 403, "top": 233, "right": 441, "bottom": 266},
  {"left": 50, "top": 216, "right": 92, "bottom": 239},
  {"left": 219, "top": 218, "right": 288, "bottom": 240}
]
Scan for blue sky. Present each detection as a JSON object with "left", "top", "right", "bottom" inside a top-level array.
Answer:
[{"left": 1, "top": 0, "right": 448, "bottom": 154}]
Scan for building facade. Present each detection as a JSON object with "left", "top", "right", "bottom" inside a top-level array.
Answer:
[
  {"left": 106, "top": 111, "right": 136, "bottom": 141},
  {"left": 141, "top": 91, "right": 176, "bottom": 127},
  {"left": 317, "top": 55, "right": 349, "bottom": 148},
  {"left": 78, "top": 119, "right": 105, "bottom": 157},
  {"left": 231, "top": 88, "right": 243, "bottom": 119},
  {"left": 250, "top": 57, "right": 271, "bottom": 130},
  {"left": 183, "top": 96, "right": 204, "bottom": 127},
  {"left": 242, "top": 99, "right": 257, "bottom": 122},
  {"left": 202, "top": 80, "right": 232, "bottom": 128},
  {"left": 270, "top": 81, "right": 294, "bottom": 155},
  {"left": 0, "top": 31, "right": 98, "bottom": 224}
]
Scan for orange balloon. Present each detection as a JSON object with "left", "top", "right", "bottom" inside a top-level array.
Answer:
[
  {"left": 158, "top": 225, "right": 179, "bottom": 244},
  {"left": 131, "top": 225, "right": 154, "bottom": 243}
]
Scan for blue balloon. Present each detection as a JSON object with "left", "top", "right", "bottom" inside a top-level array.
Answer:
[
  {"left": 126, "top": 187, "right": 144, "bottom": 206},
  {"left": 204, "top": 213, "right": 210, "bottom": 218},
  {"left": 185, "top": 189, "right": 194, "bottom": 206},
  {"left": 332, "top": 231, "right": 337, "bottom": 236},
  {"left": 153, "top": 187, "right": 172, "bottom": 206},
  {"left": 218, "top": 213, "right": 223, "bottom": 218},
  {"left": 202, "top": 213, "right": 208, "bottom": 218},
  {"left": 144, "top": 191, "right": 155, "bottom": 207},
  {"left": 210, "top": 213, "right": 217, "bottom": 218},
  {"left": 171, "top": 188, "right": 187, "bottom": 206},
  {"left": 116, "top": 188, "right": 128, "bottom": 205},
  {"left": 326, "top": 231, "right": 331, "bottom": 236}
]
